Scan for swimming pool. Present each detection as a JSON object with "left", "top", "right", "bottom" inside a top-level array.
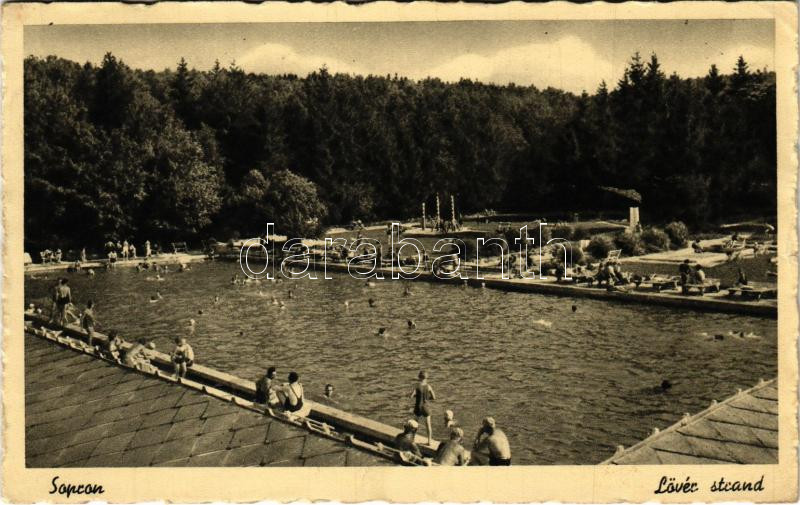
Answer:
[{"left": 25, "top": 261, "right": 777, "bottom": 464}]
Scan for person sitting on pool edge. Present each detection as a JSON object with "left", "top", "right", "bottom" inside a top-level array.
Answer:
[
  {"left": 171, "top": 336, "right": 195, "bottom": 378},
  {"left": 255, "top": 366, "right": 280, "bottom": 407},
  {"left": 278, "top": 371, "right": 311, "bottom": 418},
  {"left": 124, "top": 337, "right": 156, "bottom": 373},
  {"left": 473, "top": 417, "right": 512, "bottom": 466},
  {"left": 435, "top": 427, "right": 471, "bottom": 466},
  {"left": 394, "top": 419, "right": 423, "bottom": 458},
  {"left": 106, "top": 330, "right": 124, "bottom": 362}
]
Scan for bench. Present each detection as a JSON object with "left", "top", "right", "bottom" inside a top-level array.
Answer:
[
  {"left": 648, "top": 276, "right": 679, "bottom": 292},
  {"left": 684, "top": 278, "right": 721, "bottom": 295},
  {"left": 171, "top": 241, "right": 188, "bottom": 254},
  {"left": 727, "top": 284, "right": 777, "bottom": 301}
]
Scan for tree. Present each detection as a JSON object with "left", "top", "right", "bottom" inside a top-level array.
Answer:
[
  {"left": 267, "top": 170, "right": 327, "bottom": 238},
  {"left": 23, "top": 51, "right": 777, "bottom": 251}
]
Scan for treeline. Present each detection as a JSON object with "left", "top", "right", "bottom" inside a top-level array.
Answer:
[{"left": 24, "top": 52, "right": 775, "bottom": 250}]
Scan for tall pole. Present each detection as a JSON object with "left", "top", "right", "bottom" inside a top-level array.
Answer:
[
  {"left": 451, "top": 195, "right": 456, "bottom": 228},
  {"left": 436, "top": 194, "right": 441, "bottom": 227},
  {"left": 422, "top": 202, "right": 426, "bottom": 230}
]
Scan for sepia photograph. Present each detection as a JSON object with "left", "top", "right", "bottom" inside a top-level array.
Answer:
[{"left": 3, "top": 2, "right": 797, "bottom": 503}]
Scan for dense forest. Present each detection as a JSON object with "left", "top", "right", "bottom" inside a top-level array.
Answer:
[{"left": 24, "top": 52, "right": 775, "bottom": 251}]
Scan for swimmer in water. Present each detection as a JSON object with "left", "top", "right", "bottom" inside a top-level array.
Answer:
[
  {"left": 533, "top": 319, "right": 553, "bottom": 328},
  {"left": 403, "top": 286, "right": 412, "bottom": 297},
  {"left": 366, "top": 280, "right": 376, "bottom": 288},
  {"left": 198, "top": 309, "right": 204, "bottom": 315},
  {"left": 462, "top": 280, "right": 468, "bottom": 288},
  {"left": 571, "top": 305, "right": 577, "bottom": 312},
  {"left": 368, "top": 298, "right": 377, "bottom": 308},
  {"left": 407, "top": 319, "right": 417, "bottom": 330},
  {"left": 288, "top": 290, "right": 294, "bottom": 299},
  {"left": 214, "top": 295, "right": 220, "bottom": 304},
  {"left": 87, "top": 268, "right": 95, "bottom": 277},
  {"left": 271, "top": 296, "right": 279, "bottom": 306},
  {"left": 188, "top": 319, "right": 196, "bottom": 335},
  {"left": 481, "top": 282, "right": 486, "bottom": 289},
  {"left": 149, "top": 290, "right": 163, "bottom": 302},
  {"left": 278, "top": 301, "right": 286, "bottom": 310},
  {"left": 726, "top": 330, "right": 759, "bottom": 340},
  {"left": 377, "top": 327, "right": 388, "bottom": 337}
]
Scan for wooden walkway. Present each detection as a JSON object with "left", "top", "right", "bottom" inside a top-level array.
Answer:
[
  {"left": 25, "top": 336, "right": 393, "bottom": 467},
  {"left": 602, "top": 379, "right": 778, "bottom": 464}
]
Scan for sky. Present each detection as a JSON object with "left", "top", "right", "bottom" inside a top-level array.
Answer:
[{"left": 25, "top": 20, "right": 774, "bottom": 93}]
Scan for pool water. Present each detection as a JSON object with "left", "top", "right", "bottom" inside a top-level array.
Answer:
[{"left": 25, "top": 261, "right": 777, "bottom": 464}]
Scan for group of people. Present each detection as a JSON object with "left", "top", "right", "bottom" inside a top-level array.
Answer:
[
  {"left": 105, "top": 239, "right": 156, "bottom": 265},
  {"left": 591, "top": 260, "right": 639, "bottom": 289},
  {"left": 254, "top": 367, "right": 311, "bottom": 418},
  {"left": 39, "top": 249, "right": 63, "bottom": 264},
  {"left": 253, "top": 365, "right": 513, "bottom": 466},
  {"left": 678, "top": 259, "right": 707, "bottom": 293},
  {"left": 35, "top": 275, "right": 196, "bottom": 379},
  {"left": 396, "top": 373, "right": 511, "bottom": 466}
]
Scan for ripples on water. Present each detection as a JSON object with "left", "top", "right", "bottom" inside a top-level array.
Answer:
[{"left": 25, "top": 262, "right": 777, "bottom": 464}]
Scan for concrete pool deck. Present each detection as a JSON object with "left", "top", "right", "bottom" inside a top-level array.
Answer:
[
  {"left": 602, "top": 379, "right": 778, "bottom": 464},
  {"left": 24, "top": 314, "right": 445, "bottom": 467},
  {"left": 24, "top": 335, "right": 394, "bottom": 467},
  {"left": 304, "top": 261, "right": 777, "bottom": 318},
  {"left": 25, "top": 252, "right": 208, "bottom": 274}
]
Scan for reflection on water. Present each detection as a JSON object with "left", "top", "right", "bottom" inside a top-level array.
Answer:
[{"left": 25, "top": 261, "right": 777, "bottom": 464}]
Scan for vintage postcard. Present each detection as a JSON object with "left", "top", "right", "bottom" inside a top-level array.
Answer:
[{"left": 2, "top": 1, "right": 797, "bottom": 503}]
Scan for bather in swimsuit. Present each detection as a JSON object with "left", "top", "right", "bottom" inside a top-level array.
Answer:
[
  {"left": 414, "top": 383, "right": 432, "bottom": 417},
  {"left": 489, "top": 456, "right": 512, "bottom": 466},
  {"left": 283, "top": 383, "right": 304, "bottom": 412}
]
